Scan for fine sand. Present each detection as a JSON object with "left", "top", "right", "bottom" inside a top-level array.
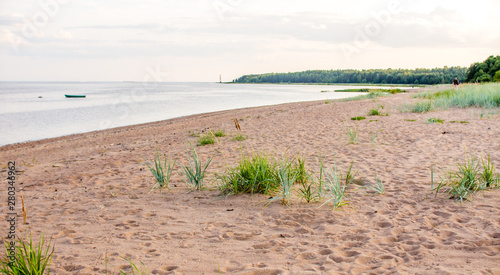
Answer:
[{"left": 1, "top": 90, "right": 499, "bottom": 274}]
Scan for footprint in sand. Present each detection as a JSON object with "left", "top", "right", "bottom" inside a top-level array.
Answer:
[
  {"left": 252, "top": 241, "right": 276, "bottom": 250},
  {"left": 318, "top": 249, "right": 333, "bottom": 255},
  {"left": 355, "top": 255, "right": 380, "bottom": 266},
  {"left": 375, "top": 221, "right": 393, "bottom": 228},
  {"left": 62, "top": 265, "right": 85, "bottom": 272},
  {"left": 296, "top": 252, "right": 318, "bottom": 260},
  {"left": 432, "top": 211, "right": 452, "bottom": 219},
  {"left": 159, "top": 266, "right": 179, "bottom": 272}
]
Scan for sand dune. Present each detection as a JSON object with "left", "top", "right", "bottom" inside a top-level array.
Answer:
[{"left": 1, "top": 91, "right": 499, "bottom": 274}]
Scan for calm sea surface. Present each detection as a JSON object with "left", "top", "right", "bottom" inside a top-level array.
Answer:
[{"left": 0, "top": 82, "right": 399, "bottom": 146}]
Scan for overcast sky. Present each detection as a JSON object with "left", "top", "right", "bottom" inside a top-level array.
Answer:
[{"left": 0, "top": 0, "right": 499, "bottom": 82}]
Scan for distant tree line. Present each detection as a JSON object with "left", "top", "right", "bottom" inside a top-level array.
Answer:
[
  {"left": 465, "top": 55, "right": 500, "bottom": 83},
  {"left": 234, "top": 67, "right": 467, "bottom": 85}
]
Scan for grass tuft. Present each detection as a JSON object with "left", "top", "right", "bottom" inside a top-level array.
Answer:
[
  {"left": 365, "top": 175, "right": 385, "bottom": 195},
  {"left": 218, "top": 152, "right": 279, "bottom": 195},
  {"left": 268, "top": 158, "right": 298, "bottom": 206},
  {"left": 293, "top": 155, "right": 308, "bottom": 185},
  {"left": 368, "top": 107, "right": 381, "bottom": 116},
  {"left": 344, "top": 126, "right": 359, "bottom": 144},
  {"left": 320, "top": 164, "right": 351, "bottom": 210},
  {"left": 232, "top": 133, "right": 247, "bottom": 141},
  {"left": 1, "top": 232, "right": 54, "bottom": 275},
  {"left": 180, "top": 144, "right": 212, "bottom": 190},
  {"left": 351, "top": 116, "right": 366, "bottom": 121},
  {"left": 219, "top": 153, "right": 315, "bottom": 203},
  {"left": 297, "top": 176, "right": 318, "bottom": 203},
  {"left": 481, "top": 155, "right": 498, "bottom": 188},
  {"left": 427, "top": 118, "right": 444, "bottom": 124},
  {"left": 145, "top": 150, "right": 176, "bottom": 193},
  {"left": 213, "top": 129, "right": 226, "bottom": 137},
  {"left": 432, "top": 154, "right": 499, "bottom": 202},
  {"left": 198, "top": 133, "right": 215, "bottom": 146}
]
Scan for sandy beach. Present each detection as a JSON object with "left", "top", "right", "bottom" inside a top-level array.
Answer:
[{"left": 1, "top": 90, "right": 499, "bottom": 274}]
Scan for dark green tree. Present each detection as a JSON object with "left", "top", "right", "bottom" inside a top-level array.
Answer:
[
  {"left": 493, "top": 71, "right": 500, "bottom": 82},
  {"left": 465, "top": 55, "right": 500, "bottom": 82}
]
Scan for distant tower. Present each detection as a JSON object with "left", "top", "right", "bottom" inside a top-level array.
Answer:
[{"left": 219, "top": 74, "right": 222, "bottom": 83}]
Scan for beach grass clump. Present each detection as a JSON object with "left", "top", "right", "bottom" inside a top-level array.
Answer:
[
  {"left": 432, "top": 155, "right": 500, "bottom": 202},
  {"left": 351, "top": 116, "right": 366, "bottom": 121},
  {"left": 268, "top": 159, "right": 298, "bottom": 206},
  {"left": 1, "top": 233, "right": 54, "bottom": 275},
  {"left": 219, "top": 153, "right": 313, "bottom": 199},
  {"left": 320, "top": 165, "right": 352, "bottom": 209},
  {"left": 218, "top": 152, "right": 279, "bottom": 195},
  {"left": 344, "top": 161, "right": 358, "bottom": 186},
  {"left": 198, "top": 133, "right": 215, "bottom": 146},
  {"left": 368, "top": 105, "right": 387, "bottom": 116},
  {"left": 297, "top": 176, "right": 318, "bottom": 203},
  {"left": 344, "top": 126, "right": 359, "bottom": 144},
  {"left": 404, "top": 119, "right": 416, "bottom": 122},
  {"left": 365, "top": 175, "right": 385, "bottom": 195},
  {"left": 232, "top": 133, "right": 247, "bottom": 141},
  {"left": 145, "top": 150, "right": 176, "bottom": 193},
  {"left": 213, "top": 129, "right": 226, "bottom": 137},
  {"left": 481, "top": 155, "right": 498, "bottom": 188},
  {"left": 427, "top": 118, "right": 444, "bottom": 124},
  {"left": 293, "top": 155, "right": 308, "bottom": 185},
  {"left": 368, "top": 108, "right": 381, "bottom": 116},
  {"left": 450, "top": 121, "right": 469, "bottom": 124},
  {"left": 296, "top": 156, "right": 327, "bottom": 203},
  {"left": 180, "top": 145, "right": 212, "bottom": 190}
]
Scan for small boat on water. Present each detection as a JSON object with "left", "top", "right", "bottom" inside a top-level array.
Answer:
[{"left": 65, "top": 94, "right": 86, "bottom": 98}]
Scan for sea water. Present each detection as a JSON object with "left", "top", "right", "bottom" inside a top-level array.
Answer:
[{"left": 0, "top": 82, "right": 400, "bottom": 146}]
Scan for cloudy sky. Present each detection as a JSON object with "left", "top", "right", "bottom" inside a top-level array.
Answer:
[{"left": 0, "top": 0, "right": 499, "bottom": 82}]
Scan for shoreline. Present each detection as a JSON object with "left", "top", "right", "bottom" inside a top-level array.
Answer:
[
  {"left": 1, "top": 82, "right": 380, "bottom": 147},
  {"left": 1, "top": 99, "right": 331, "bottom": 150},
  {"left": 1, "top": 85, "right": 422, "bottom": 148},
  {"left": 1, "top": 91, "right": 499, "bottom": 274}
]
